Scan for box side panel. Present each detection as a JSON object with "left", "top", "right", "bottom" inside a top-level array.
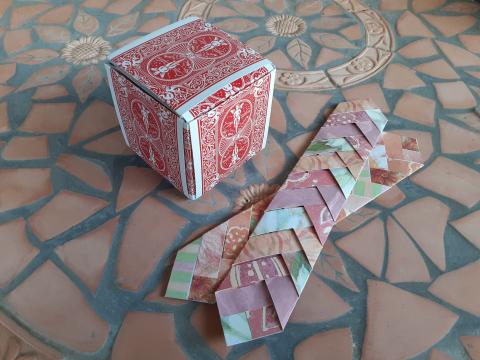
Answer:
[
  {"left": 196, "top": 69, "right": 273, "bottom": 193},
  {"left": 107, "top": 67, "right": 184, "bottom": 194},
  {"left": 186, "top": 64, "right": 272, "bottom": 120}
]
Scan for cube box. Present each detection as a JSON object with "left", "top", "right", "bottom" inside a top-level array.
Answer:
[{"left": 105, "top": 17, "right": 276, "bottom": 199}]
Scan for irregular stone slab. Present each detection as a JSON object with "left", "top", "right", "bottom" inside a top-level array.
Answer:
[
  {"left": 429, "top": 260, "right": 480, "bottom": 316},
  {"left": 362, "top": 281, "right": 458, "bottom": 360},
  {"left": 0, "top": 168, "right": 51, "bottom": 212},
  {"left": 412, "top": 157, "right": 480, "bottom": 208},
  {"left": 393, "top": 197, "right": 448, "bottom": 271},
  {"left": 111, "top": 312, "right": 185, "bottom": 360},
  {"left": 5, "top": 261, "right": 109, "bottom": 352}
]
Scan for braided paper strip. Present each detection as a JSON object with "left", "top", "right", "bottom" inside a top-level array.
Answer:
[{"left": 165, "top": 100, "right": 423, "bottom": 345}]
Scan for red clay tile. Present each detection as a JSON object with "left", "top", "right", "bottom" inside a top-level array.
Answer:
[
  {"left": 2, "top": 136, "right": 49, "bottom": 160},
  {"left": 315, "top": 48, "right": 344, "bottom": 67},
  {"left": 450, "top": 210, "right": 480, "bottom": 249},
  {"left": 334, "top": 207, "right": 381, "bottom": 233},
  {"left": 56, "top": 217, "right": 118, "bottom": 292},
  {"left": 422, "top": 14, "right": 475, "bottom": 37},
  {"left": 17, "top": 64, "right": 71, "bottom": 92},
  {"left": 342, "top": 83, "right": 390, "bottom": 113},
  {"left": 429, "top": 260, "right": 480, "bottom": 316},
  {"left": 0, "top": 102, "right": 8, "bottom": 133},
  {"left": 394, "top": 92, "right": 436, "bottom": 126},
  {"left": 209, "top": 4, "right": 238, "bottom": 18},
  {"left": 439, "top": 119, "right": 480, "bottom": 154},
  {"left": 4, "top": 29, "right": 32, "bottom": 54},
  {"left": 383, "top": 63, "right": 425, "bottom": 90},
  {"left": 362, "top": 280, "right": 458, "bottom": 360},
  {"left": 35, "top": 25, "right": 71, "bottom": 43},
  {"left": 238, "top": 346, "right": 270, "bottom": 360},
  {"left": 0, "top": 311, "right": 62, "bottom": 359},
  {"left": 429, "top": 349, "right": 453, "bottom": 360},
  {"left": 144, "top": 0, "right": 176, "bottom": 13},
  {"left": 291, "top": 275, "right": 351, "bottom": 323},
  {"left": 111, "top": 312, "right": 185, "bottom": 360},
  {"left": 116, "top": 197, "right": 188, "bottom": 290},
  {"left": 252, "top": 135, "right": 287, "bottom": 182},
  {"left": 441, "top": 1, "right": 480, "bottom": 13},
  {"left": 0, "top": 219, "right": 38, "bottom": 287},
  {"left": 398, "top": 39, "right": 438, "bottom": 59},
  {"left": 105, "top": 0, "right": 142, "bottom": 15},
  {"left": 32, "top": 84, "right": 68, "bottom": 99},
  {"left": 20, "top": 103, "right": 76, "bottom": 134},
  {"left": 116, "top": 166, "right": 162, "bottom": 211},
  {"left": 458, "top": 34, "right": 480, "bottom": 54},
  {"left": 138, "top": 16, "right": 170, "bottom": 33},
  {"left": 412, "top": 157, "right": 480, "bottom": 208},
  {"left": 294, "top": 328, "right": 352, "bottom": 360},
  {"left": 286, "top": 92, "right": 332, "bottom": 128},
  {"left": 83, "top": 130, "right": 134, "bottom": 155},
  {"left": 57, "top": 154, "right": 112, "bottom": 192},
  {"left": 192, "top": 303, "right": 228, "bottom": 358},
  {"left": 436, "top": 40, "right": 480, "bottom": 67},
  {"left": 460, "top": 336, "right": 480, "bottom": 360},
  {"left": 336, "top": 218, "right": 386, "bottom": 277},
  {"left": 340, "top": 24, "right": 362, "bottom": 40},
  {"left": 0, "top": 85, "right": 13, "bottom": 98},
  {"left": 380, "top": 0, "right": 408, "bottom": 11},
  {"left": 451, "top": 112, "right": 480, "bottom": 132},
  {"left": 10, "top": 4, "right": 52, "bottom": 28},
  {"left": 397, "top": 11, "right": 434, "bottom": 38},
  {"left": 5, "top": 261, "right": 109, "bottom": 352},
  {"left": 81, "top": 0, "right": 108, "bottom": 9},
  {"left": 69, "top": 100, "right": 117, "bottom": 144},
  {"left": 287, "top": 130, "right": 315, "bottom": 158},
  {"left": 159, "top": 187, "right": 231, "bottom": 214},
  {"left": 412, "top": 0, "right": 446, "bottom": 12},
  {"left": 314, "top": 240, "right": 359, "bottom": 292},
  {"left": 311, "top": 16, "right": 352, "bottom": 30},
  {"left": 0, "top": 168, "right": 51, "bottom": 212},
  {"left": 0, "top": 0, "right": 11, "bottom": 18},
  {"left": 266, "top": 49, "right": 293, "bottom": 69},
  {"left": 321, "top": 4, "right": 344, "bottom": 15},
  {"left": 269, "top": 97, "right": 287, "bottom": 134},
  {"left": 29, "top": 190, "right": 108, "bottom": 241},
  {"left": 386, "top": 217, "right": 430, "bottom": 283},
  {"left": 394, "top": 197, "right": 448, "bottom": 270},
  {"left": 36, "top": 5, "right": 73, "bottom": 25},
  {"left": 0, "top": 63, "right": 16, "bottom": 83},
  {"left": 374, "top": 185, "right": 405, "bottom": 208},
  {"left": 434, "top": 81, "right": 476, "bottom": 109},
  {"left": 414, "top": 59, "right": 459, "bottom": 80}
]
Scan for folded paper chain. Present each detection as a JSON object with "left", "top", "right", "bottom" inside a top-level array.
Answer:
[{"left": 165, "top": 100, "right": 423, "bottom": 345}]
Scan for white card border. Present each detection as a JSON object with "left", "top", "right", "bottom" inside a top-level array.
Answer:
[
  {"left": 105, "top": 63, "right": 130, "bottom": 146},
  {"left": 189, "top": 120, "right": 203, "bottom": 199}
]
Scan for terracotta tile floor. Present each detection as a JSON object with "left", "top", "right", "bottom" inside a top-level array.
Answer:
[{"left": 0, "top": 0, "right": 479, "bottom": 359}]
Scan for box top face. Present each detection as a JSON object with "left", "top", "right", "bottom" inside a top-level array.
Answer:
[{"left": 108, "top": 17, "right": 273, "bottom": 120}]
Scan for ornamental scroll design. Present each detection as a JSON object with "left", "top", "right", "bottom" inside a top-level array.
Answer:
[{"left": 178, "top": 0, "right": 395, "bottom": 92}]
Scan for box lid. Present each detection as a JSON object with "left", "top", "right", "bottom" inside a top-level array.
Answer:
[{"left": 108, "top": 17, "right": 274, "bottom": 122}]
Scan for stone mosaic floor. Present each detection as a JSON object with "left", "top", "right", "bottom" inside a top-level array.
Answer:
[{"left": 0, "top": 0, "right": 479, "bottom": 359}]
